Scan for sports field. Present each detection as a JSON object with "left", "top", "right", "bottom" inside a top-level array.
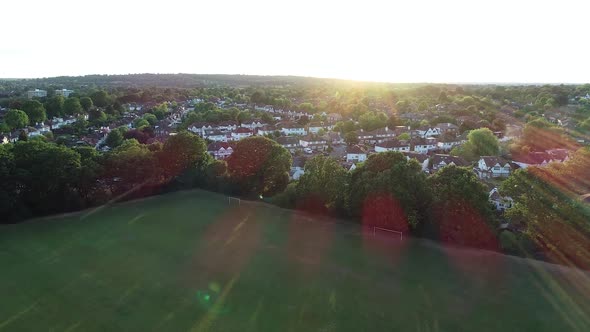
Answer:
[{"left": 1, "top": 190, "right": 589, "bottom": 331}]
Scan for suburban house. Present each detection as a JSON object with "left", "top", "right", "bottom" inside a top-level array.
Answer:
[
  {"left": 489, "top": 188, "right": 513, "bottom": 211},
  {"left": 276, "top": 136, "right": 300, "bottom": 152},
  {"left": 307, "top": 123, "right": 333, "bottom": 134},
  {"left": 415, "top": 126, "right": 441, "bottom": 138},
  {"left": 290, "top": 157, "right": 307, "bottom": 180},
  {"left": 207, "top": 142, "right": 233, "bottom": 160},
  {"left": 476, "top": 156, "right": 514, "bottom": 178},
  {"left": 341, "top": 162, "right": 357, "bottom": 172},
  {"left": 411, "top": 137, "right": 438, "bottom": 154},
  {"left": 374, "top": 139, "right": 410, "bottom": 153},
  {"left": 355, "top": 129, "right": 376, "bottom": 144},
  {"left": 188, "top": 122, "right": 213, "bottom": 135},
  {"left": 327, "top": 113, "right": 343, "bottom": 123},
  {"left": 216, "top": 120, "right": 238, "bottom": 131},
  {"left": 438, "top": 131, "right": 468, "bottom": 150},
  {"left": 429, "top": 154, "right": 468, "bottom": 172},
  {"left": 327, "top": 132, "right": 344, "bottom": 145},
  {"left": 241, "top": 119, "right": 266, "bottom": 129},
  {"left": 434, "top": 123, "right": 459, "bottom": 135},
  {"left": 231, "top": 127, "right": 254, "bottom": 141},
  {"left": 204, "top": 130, "right": 229, "bottom": 142},
  {"left": 299, "top": 135, "right": 329, "bottom": 151},
  {"left": 280, "top": 123, "right": 307, "bottom": 136},
  {"left": 257, "top": 125, "right": 277, "bottom": 136},
  {"left": 367, "top": 126, "right": 396, "bottom": 143},
  {"left": 346, "top": 145, "right": 368, "bottom": 163},
  {"left": 402, "top": 152, "right": 430, "bottom": 172},
  {"left": 512, "top": 149, "right": 570, "bottom": 169}
]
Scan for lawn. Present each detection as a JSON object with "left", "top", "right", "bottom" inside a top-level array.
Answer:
[{"left": 1, "top": 189, "right": 589, "bottom": 331}]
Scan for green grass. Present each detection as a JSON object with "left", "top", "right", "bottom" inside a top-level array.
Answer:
[{"left": 1, "top": 189, "right": 589, "bottom": 332}]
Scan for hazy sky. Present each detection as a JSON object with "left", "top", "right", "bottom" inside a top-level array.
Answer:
[{"left": 2, "top": 0, "right": 589, "bottom": 83}]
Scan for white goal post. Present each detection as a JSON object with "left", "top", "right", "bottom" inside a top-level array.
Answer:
[
  {"left": 373, "top": 226, "right": 403, "bottom": 240},
  {"left": 228, "top": 197, "right": 241, "bottom": 206}
]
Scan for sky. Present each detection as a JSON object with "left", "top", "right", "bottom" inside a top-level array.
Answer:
[{"left": 2, "top": 0, "right": 589, "bottom": 83}]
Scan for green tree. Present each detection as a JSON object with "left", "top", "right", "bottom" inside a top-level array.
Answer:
[
  {"left": 227, "top": 136, "right": 291, "bottom": 197},
  {"left": 4, "top": 109, "right": 29, "bottom": 130},
  {"left": 349, "top": 151, "right": 431, "bottom": 232},
  {"left": 397, "top": 132, "right": 410, "bottom": 141},
  {"left": 344, "top": 131, "right": 359, "bottom": 145},
  {"left": 22, "top": 100, "right": 47, "bottom": 124},
  {"left": 91, "top": 90, "right": 111, "bottom": 108},
  {"left": 89, "top": 109, "right": 107, "bottom": 124},
  {"left": 451, "top": 128, "right": 499, "bottom": 161},
  {"left": 11, "top": 140, "right": 81, "bottom": 215},
  {"left": 45, "top": 95, "right": 65, "bottom": 118},
  {"left": 64, "top": 97, "right": 83, "bottom": 115},
  {"left": 143, "top": 113, "right": 158, "bottom": 126},
  {"left": 80, "top": 96, "right": 93, "bottom": 111},
  {"left": 296, "top": 156, "right": 348, "bottom": 214},
  {"left": 105, "top": 129, "right": 124, "bottom": 148},
  {"left": 134, "top": 118, "right": 150, "bottom": 128},
  {"left": 157, "top": 131, "right": 210, "bottom": 182},
  {"left": 428, "top": 165, "right": 497, "bottom": 249}
]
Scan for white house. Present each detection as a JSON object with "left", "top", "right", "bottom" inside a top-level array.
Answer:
[
  {"left": 216, "top": 120, "right": 238, "bottom": 131},
  {"left": 276, "top": 136, "right": 300, "bottom": 152},
  {"left": 402, "top": 152, "right": 430, "bottom": 172},
  {"left": 429, "top": 154, "right": 468, "bottom": 172},
  {"left": 290, "top": 157, "right": 307, "bottom": 180},
  {"left": 280, "top": 123, "right": 307, "bottom": 136},
  {"left": 411, "top": 137, "right": 437, "bottom": 154},
  {"left": 231, "top": 127, "right": 254, "bottom": 141},
  {"left": 375, "top": 139, "right": 410, "bottom": 153},
  {"left": 489, "top": 188, "right": 513, "bottom": 211},
  {"left": 367, "top": 127, "right": 396, "bottom": 143},
  {"left": 204, "top": 130, "right": 229, "bottom": 142},
  {"left": 416, "top": 126, "right": 441, "bottom": 138},
  {"left": 346, "top": 145, "right": 367, "bottom": 163},
  {"left": 241, "top": 119, "right": 266, "bottom": 129},
  {"left": 188, "top": 123, "right": 213, "bottom": 136},
  {"left": 476, "top": 156, "right": 513, "bottom": 178},
  {"left": 257, "top": 125, "right": 277, "bottom": 136},
  {"left": 299, "top": 135, "right": 329, "bottom": 151},
  {"left": 207, "top": 142, "right": 233, "bottom": 159}
]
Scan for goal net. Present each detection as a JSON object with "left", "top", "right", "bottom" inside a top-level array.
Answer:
[
  {"left": 372, "top": 226, "right": 403, "bottom": 240},
  {"left": 227, "top": 197, "right": 241, "bottom": 206}
]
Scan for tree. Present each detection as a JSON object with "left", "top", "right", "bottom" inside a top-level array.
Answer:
[
  {"left": 64, "top": 97, "right": 83, "bottom": 115},
  {"left": 11, "top": 140, "right": 82, "bottom": 215},
  {"left": 80, "top": 97, "right": 93, "bottom": 111},
  {"left": 451, "top": 127, "right": 499, "bottom": 161},
  {"left": 261, "top": 112, "right": 274, "bottom": 124},
  {"left": 428, "top": 165, "right": 497, "bottom": 249},
  {"left": 344, "top": 131, "right": 359, "bottom": 145},
  {"left": 501, "top": 165, "right": 590, "bottom": 269},
  {"left": 89, "top": 109, "right": 107, "bottom": 124},
  {"left": 105, "top": 129, "right": 124, "bottom": 148},
  {"left": 102, "top": 140, "right": 156, "bottom": 197},
  {"left": 134, "top": 118, "right": 150, "bottom": 128},
  {"left": 91, "top": 90, "right": 111, "bottom": 108},
  {"left": 295, "top": 156, "right": 348, "bottom": 214},
  {"left": 21, "top": 100, "right": 47, "bottom": 124},
  {"left": 237, "top": 111, "right": 251, "bottom": 124},
  {"left": 349, "top": 152, "right": 431, "bottom": 232},
  {"left": 397, "top": 132, "right": 410, "bottom": 141},
  {"left": 157, "top": 131, "right": 209, "bottom": 181},
  {"left": 143, "top": 113, "right": 158, "bottom": 126},
  {"left": 45, "top": 95, "right": 65, "bottom": 118},
  {"left": 227, "top": 136, "right": 291, "bottom": 197},
  {"left": 4, "top": 109, "right": 29, "bottom": 130},
  {"left": 152, "top": 103, "right": 169, "bottom": 120}
]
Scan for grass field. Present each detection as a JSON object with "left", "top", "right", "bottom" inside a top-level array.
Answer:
[{"left": 1, "top": 189, "right": 589, "bottom": 331}]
